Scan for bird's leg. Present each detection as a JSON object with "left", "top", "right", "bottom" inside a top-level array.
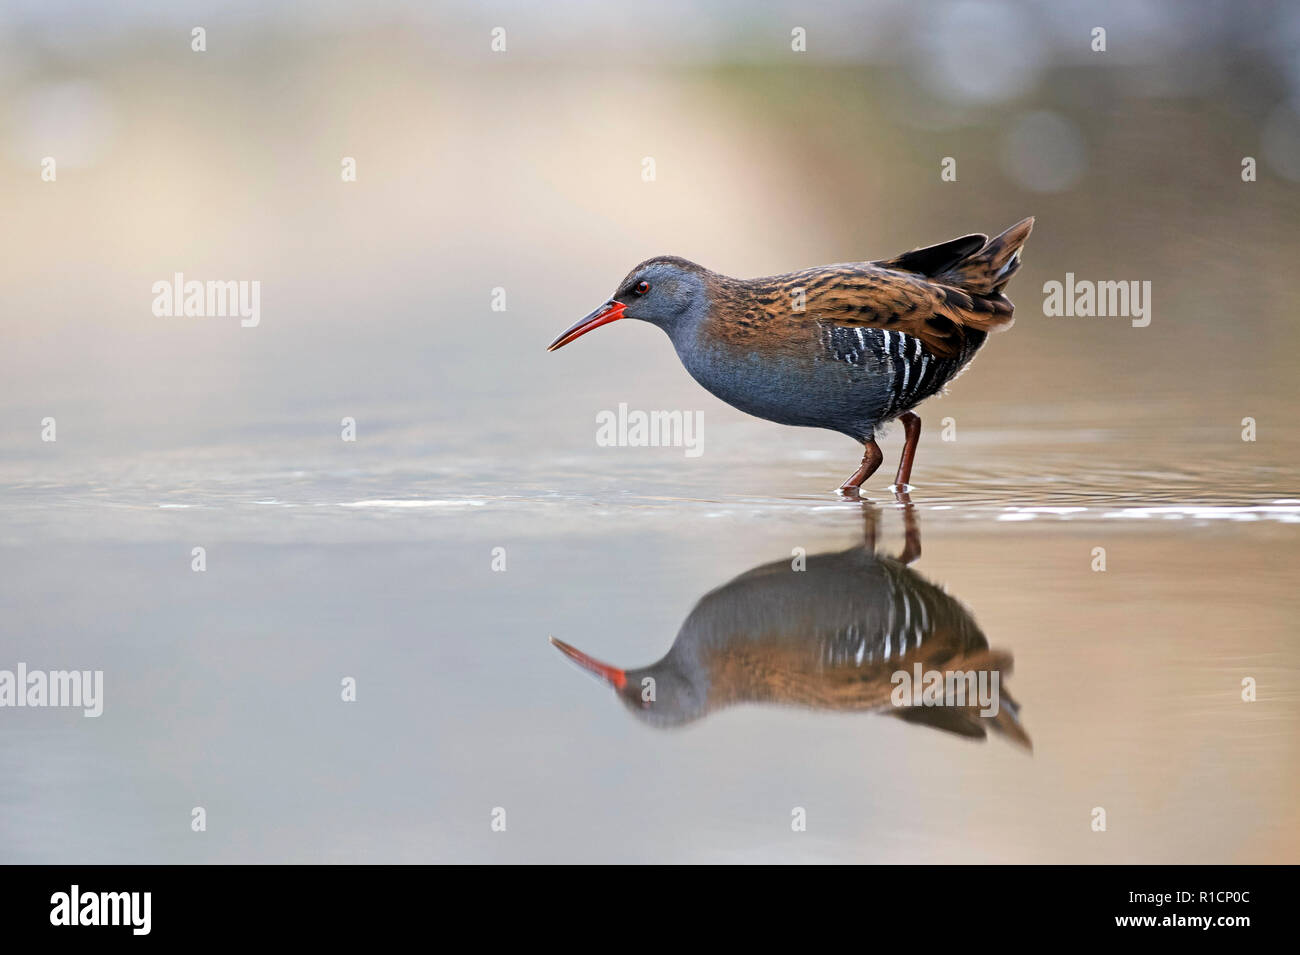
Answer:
[
  {"left": 896, "top": 492, "right": 921, "bottom": 565},
  {"left": 892, "top": 411, "right": 922, "bottom": 489},
  {"left": 860, "top": 502, "right": 880, "bottom": 551},
  {"left": 839, "top": 439, "right": 883, "bottom": 493}
]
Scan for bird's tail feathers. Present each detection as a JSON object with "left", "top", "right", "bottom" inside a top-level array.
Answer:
[
  {"left": 886, "top": 648, "right": 1032, "bottom": 750},
  {"left": 935, "top": 216, "right": 1035, "bottom": 297}
]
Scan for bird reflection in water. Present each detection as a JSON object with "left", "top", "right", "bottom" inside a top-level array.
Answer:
[{"left": 552, "top": 501, "right": 1030, "bottom": 748}]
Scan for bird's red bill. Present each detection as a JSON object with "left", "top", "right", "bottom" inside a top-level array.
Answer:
[
  {"left": 547, "top": 300, "right": 626, "bottom": 351},
  {"left": 549, "top": 636, "right": 627, "bottom": 689}
]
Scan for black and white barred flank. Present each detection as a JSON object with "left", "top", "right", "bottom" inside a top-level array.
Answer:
[{"left": 818, "top": 323, "right": 987, "bottom": 420}]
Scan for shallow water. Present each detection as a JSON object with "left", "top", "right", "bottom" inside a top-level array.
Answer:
[{"left": 2, "top": 425, "right": 1296, "bottom": 864}]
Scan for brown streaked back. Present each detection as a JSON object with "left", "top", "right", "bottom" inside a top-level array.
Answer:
[{"left": 708, "top": 218, "right": 1034, "bottom": 360}]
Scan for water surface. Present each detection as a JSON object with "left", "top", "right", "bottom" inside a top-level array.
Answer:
[{"left": 2, "top": 425, "right": 1295, "bottom": 863}]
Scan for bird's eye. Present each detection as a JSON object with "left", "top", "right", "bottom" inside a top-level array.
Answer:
[{"left": 635, "top": 280, "right": 650, "bottom": 295}]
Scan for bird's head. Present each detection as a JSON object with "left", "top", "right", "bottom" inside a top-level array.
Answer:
[
  {"left": 547, "top": 256, "right": 712, "bottom": 351},
  {"left": 549, "top": 636, "right": 709, "bottom": 728}
]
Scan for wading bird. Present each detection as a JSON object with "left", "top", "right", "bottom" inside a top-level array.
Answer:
[
  {"left": 551, "top": 504, "right": 1029, "bottom": 747},
  {"left": 548, "top": 218, "right": 1034, "bottom": 492}
]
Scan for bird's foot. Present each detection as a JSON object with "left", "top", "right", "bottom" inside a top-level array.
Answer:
[{"left": 838, "top": 440, "right": 884, "bottom": 497}]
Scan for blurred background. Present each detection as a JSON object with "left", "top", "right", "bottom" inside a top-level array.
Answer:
[
  {"left": 2, "top": 0, "right": 1300, "bottom": 466},
  {"left": 1, "top": 1, "right": 1297, "bottom": 863}
]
